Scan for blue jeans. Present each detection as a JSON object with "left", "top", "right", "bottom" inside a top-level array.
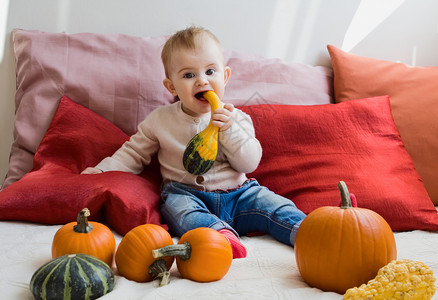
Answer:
[{"left": 160, "top": 180, "right": 306, "bottom": 246}]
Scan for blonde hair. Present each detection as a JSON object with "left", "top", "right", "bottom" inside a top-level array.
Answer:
[{"left": 161, "top": 26, "right": 222, "bottom": 78}]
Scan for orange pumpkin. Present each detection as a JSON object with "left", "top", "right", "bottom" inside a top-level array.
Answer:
[
  {"left": 294, "top": 181, "right": 397, "bottom": 294},
  {"left": 51, "top": 208, "right": 116, "bottom": 267},
  {"left": 115, "top": 224, "right": 174, "bottom": 285},
  {"left": 153, "top": 227, "right": 232, "bottom": 282}
]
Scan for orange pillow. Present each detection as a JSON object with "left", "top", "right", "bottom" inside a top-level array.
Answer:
[{"left": 327, "top": 45, "right": 438, "bottom": 205}]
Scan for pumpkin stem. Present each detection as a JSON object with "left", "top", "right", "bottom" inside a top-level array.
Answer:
[
  {"left": 73, "top": 208, "right": 94, "bottom": 233},
  {"left": 152, "top": 242, "right": 192, "bottom": 261},
  {"left": 149, "top": 259, "right": 170, "bottom": 287},
  {"left": 338, "top": 181, "right": 352, "bottom": 209}
]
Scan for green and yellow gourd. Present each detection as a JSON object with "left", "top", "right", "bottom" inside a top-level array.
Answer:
[
  {"left": 183, "top": 91, "right": 222, "bottom": 175},
  {"left": 30, "top": 253, "right": 114, "bottom": 300}
]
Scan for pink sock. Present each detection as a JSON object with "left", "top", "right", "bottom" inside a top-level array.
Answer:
[{"left": 218, "top": 229, "right": 247, "bottom": 259}]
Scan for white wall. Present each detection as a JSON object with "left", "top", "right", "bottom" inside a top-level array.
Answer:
[{"left": 1, "top": 0, "right": 438, "bottom": 182}]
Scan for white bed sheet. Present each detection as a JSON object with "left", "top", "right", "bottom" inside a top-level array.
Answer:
[{"left": 1, "top": 221, "right": 437, "bottom": 300}]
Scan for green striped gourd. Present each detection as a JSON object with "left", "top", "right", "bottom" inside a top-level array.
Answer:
[
  {"left": 30, "top": 253, "right": 114, "bottom": 300},
  {"left": 183, "top": 91, "right": 222, "bottom": 175}
]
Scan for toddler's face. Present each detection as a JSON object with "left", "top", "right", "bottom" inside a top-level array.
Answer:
[{"left": 163, "top": 35, "right": 230, "bottom": 117}]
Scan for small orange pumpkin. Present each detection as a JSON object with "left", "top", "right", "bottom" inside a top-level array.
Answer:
[
  {"left": 51, "top": 208, "right": 116, "bottom": 267},
  {"left": 115, "top": 224, "right": 174, "bottom": 286},
  {"left": 153, "top": 227, "right": 232, "bottom": 282},
  {"left": 294, "top": 181, "right": 397, "bottom": 294}
]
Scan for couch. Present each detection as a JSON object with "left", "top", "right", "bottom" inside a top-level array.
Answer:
[{"left": 1, "top": 29, "right": 437, "bottom": 299}]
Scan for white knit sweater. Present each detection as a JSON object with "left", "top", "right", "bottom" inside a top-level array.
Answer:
[{"left": 96, "top": 101, "right": 262, "bottom": 191}]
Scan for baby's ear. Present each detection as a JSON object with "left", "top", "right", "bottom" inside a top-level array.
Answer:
[
  {"left": 224, "top": 66, "right": 231, "bottom": 86},
  {"left": 163, "top": 78, "right": 177, "bottom": 96}
]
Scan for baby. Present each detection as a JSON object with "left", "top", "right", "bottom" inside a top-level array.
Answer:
[{"left": 82, "top": 26, "right": 306, "bottom": 258}]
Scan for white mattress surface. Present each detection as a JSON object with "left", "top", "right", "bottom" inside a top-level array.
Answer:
[{"left": 1, "top": 221, "right": 437, "bottom": 299}]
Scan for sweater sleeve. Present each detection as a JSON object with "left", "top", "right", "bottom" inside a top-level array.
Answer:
[
  {"left": 95, "top": 116, "right": 159, "bottom": 174},
  {"left": 218, "top": 109, "right": 262, "bottom": 173}
]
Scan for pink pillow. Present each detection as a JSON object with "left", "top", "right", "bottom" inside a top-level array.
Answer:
[
  {"left": 223, "top": 49, "right": 333, "bottom": 106},
  {"left": 3, "top": 29, "right": 333, "bottom": 190},
  {"left": 243, "top": 96, "right": 438, "bottom": 232},
  {"left": 0, "top": 96, "right": 165, "bottom": 235},
  {"left": 3, "top": 29, "right": 173, "bottom": 190},
  {"left": 327, "top": 45, "right": 438, "bottom": 205}
]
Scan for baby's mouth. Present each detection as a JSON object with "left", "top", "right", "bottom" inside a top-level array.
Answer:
[{"left": 195, "top": 92, "right": 207, "bottom": 101}]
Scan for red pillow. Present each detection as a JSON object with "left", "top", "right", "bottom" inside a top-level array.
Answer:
[
  {"left": 0, "top": 96, "right": 165, "bottom": 235},
  {"left": 243, "top": 96, "right": 438, "bottom": 232},
  {"left": 327, "top": 45, "right": 438, "bottom": 205}
]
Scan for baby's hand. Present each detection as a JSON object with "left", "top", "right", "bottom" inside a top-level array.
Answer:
[
  {"left": 211, "top": 103, "right": 235, "bottom": 131},
  {"left": 81, "top": 167, "right": 103, "bottom": 174}
]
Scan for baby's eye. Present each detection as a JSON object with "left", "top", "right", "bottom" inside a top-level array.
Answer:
[
  {"left": 184, "top": 73, "right": 195, "bottom": 79},
  {"left": 206, "top": 69, "right": 215, "bottom": 75}
]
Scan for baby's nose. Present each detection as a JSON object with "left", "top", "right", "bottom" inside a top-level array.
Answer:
[{"left": 196, "top": 76, "right": 209, "bottom": 86}]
